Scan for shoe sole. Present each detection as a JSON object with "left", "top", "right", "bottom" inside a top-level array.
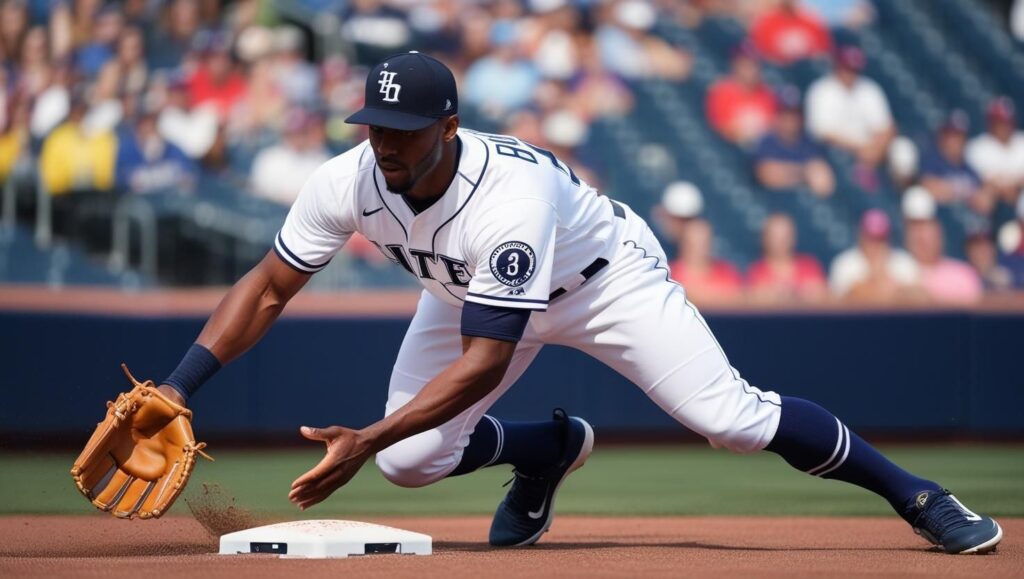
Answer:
[
  {"left": 511, "top": 417, "right": 595, "bottom": 547},
  {"left": 955, "top": 521, "right": 1003, "bottom": 555}
]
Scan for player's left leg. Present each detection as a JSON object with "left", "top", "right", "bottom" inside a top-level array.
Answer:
[{"left": 549, "top": 216, "right": 1001, "bottom": 554}]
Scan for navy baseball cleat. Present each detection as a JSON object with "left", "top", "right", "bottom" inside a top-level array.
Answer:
[
  {"left": 489, "top": 409, "right": 594, "bottom": 547},
  {"left": 904, "top": 490, "right": 1003, "bottom": 554}
]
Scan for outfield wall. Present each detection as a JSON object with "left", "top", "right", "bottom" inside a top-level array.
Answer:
[{"left": 2, "top": 302, "right": 1021, "bottom": 442}]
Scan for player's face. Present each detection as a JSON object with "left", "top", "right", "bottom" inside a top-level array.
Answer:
[{"left": 368, "top": 121, "right": 447, "bottom": 194}]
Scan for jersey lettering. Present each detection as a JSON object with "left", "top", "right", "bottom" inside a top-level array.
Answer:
[
  {"left": 408, "top": 249, "right": 438, "bottom": 280},
  {"left": 438, "top": 254, "right": 472, "bottom": 287},
  {"left": 380, "top": 243, "right": 415, "bottom": 274},
  {"left": 467, "top": 129, "right": 580, "bottom": 186},
  {"left": 373, "top": 241, "right": 471, "bottom": 286}
]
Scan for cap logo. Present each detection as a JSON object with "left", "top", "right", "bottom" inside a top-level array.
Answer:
[
  {"left": 444, "top": 99, "right": 452, "bottom": 111},
  {"left": 378, "top": 70, "right": 401, "bottom": 103}
]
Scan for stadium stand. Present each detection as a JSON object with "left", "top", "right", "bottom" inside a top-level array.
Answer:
[{"left": 0, "top": 0, "right": 1022, "bottom": 304}]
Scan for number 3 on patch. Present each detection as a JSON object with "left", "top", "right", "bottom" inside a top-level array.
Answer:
[{"left": 489, "top": 241, "right": 536, "bottom": 287}]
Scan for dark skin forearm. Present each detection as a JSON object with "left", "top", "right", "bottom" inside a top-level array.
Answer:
[
  {"left": 288, "top": 335, "right": 517, "bottom": 509},
  {"left": 366, "top": 336, "right": 516, "bottom": 451},
  {"left": 158, "top": 251, "right": 310, "bottom": 405}
]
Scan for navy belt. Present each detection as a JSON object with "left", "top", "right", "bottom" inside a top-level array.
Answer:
[
  {"left": 548, "top": 258, "right": 609, "bottom": 301},
  {"left": 548, "top": 198, "right": 625, "bottom": 301}
]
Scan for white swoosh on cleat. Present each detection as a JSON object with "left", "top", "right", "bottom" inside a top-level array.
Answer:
[
  {"left": 950, "top": 495, "right": 983, "bottom": 522},
  {"left": 528, "top": 490, "right": 549, "bottom": 519}
]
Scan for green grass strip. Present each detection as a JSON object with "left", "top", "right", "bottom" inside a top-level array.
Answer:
[{"left": 3, "top": 445, "right": 1021, "bottom": 517}]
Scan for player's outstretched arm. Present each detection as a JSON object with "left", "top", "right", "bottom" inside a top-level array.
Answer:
[
  {"left": 157, "top": 250, "right": 311, "bottom": 405},
  {"left": 288, "top": 335, "right": 517, "bottom": 509}
]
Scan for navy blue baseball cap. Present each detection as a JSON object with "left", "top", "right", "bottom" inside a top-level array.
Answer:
[{"left": 345, "top": 51, "right": 458, "bottom": 131}]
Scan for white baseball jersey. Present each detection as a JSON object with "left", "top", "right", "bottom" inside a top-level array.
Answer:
[
  {"left": 276, "top": 129, "right": 619, "bottom": 312},
  {"left": 274, "top": 128, "right": 782, "bottom": 486}
]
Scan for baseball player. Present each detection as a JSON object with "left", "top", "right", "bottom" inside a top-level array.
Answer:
[{"left": 79, "top": 52, "right": 1001, "bottom": 553}]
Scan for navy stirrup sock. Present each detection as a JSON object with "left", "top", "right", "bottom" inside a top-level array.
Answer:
[
  {"left": 448, "top": 415, "right": 565, "bottom": 477},
  {"left": 766, "top": 397, "right": 941, "bottom": 517}
]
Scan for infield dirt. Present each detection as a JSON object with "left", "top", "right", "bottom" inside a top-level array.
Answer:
[{"left": 0, "top": 515, "right": 1020, "bottom": 578}]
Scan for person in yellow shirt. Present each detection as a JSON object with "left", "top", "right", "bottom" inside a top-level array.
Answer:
[{"left": 38, "top": 93, "right": 117, "bottom": 195}]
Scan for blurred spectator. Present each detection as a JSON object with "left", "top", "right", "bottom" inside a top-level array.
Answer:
[
  {"left": 522, "top": 0, "right": 581, "bottom": 81},
  {"left": 806, "top": 45, "right": 894, "bottom": 177},
  {"left": 568, "top": 35, "right": 635, "bottom": 120},
  {"left": 668, "top": 218, "right": 744, "bottom": 306},
  {"left": 187, "top": 30, "right": 247, "bottom": 124},
  {"left": 16, "top": 26, "right": 53, "bottom": 99},
  {"left": 886, "top": 135, "right": 918, "bottom": 190},
  {"left": 148, "top": 0, "right": 201, "bottom": 69},
  {"left": 157, "top": 72, "right": 219, "bottom": 160},
  {"left": 902, "top": 187, "right": 983, "bottom": 304},
  {"left": 0, "top": 96, "right": 29, "bottom": 182},
  {"left": 538, "top": 109, "right": 600, "bottom": 186},
  {"left": 38, "top": 88, "right": 116, "bottom": 195},
  {"left": 965, "top": 230, "right": 1014, "bottom": 292},
  {"left": 753, "top": 86, "right": 834, "bottom": 196},
  {"left": 1012, "top": 0, "right": 1024, "bottom": 42},
  {"left": 114, "top": 26, "right": 149, "bottom": 99},
  {"left": 747, "top": 213, "right": 828, "bottom": 303},
  {"left": 0, "top": 0, "right": 29, "bottom": 62},
  {"left": 84, "top": 61, "right": 125, "bottom": 134},
  {"left": 463, "top": 22, "right": 540, "bottom": 119},
  {"left": 595, "top": 0, "right": 691, "bottom": 81},
  {"left": 250, "top": 109, "right": 331, "bottom": 206},
  {"left": 29, "top": 61, "right": 74, "bottom": 139},
  {"left": 656, "top": 180, "right": 703, "bottom": 239},
  {"left": 965, "top": 97, "right": 1024, "bottom": 207},
  {"left": 829, "top": 209, "right": 921, "bottom": 302},
  {"left": 115, "top": 101, "right": 198, "bottom": 195},
  {"left": 74, "top": 5, "right": 123, "bottom": 78},
  {"left": 919, "top": 110, "right": 995, "bottom": 214},
  {"left": 406, "top": 0, "right": 463, "bottom": 60},
  {"left": 71, "top": 0, "right": 103, "bottom": 47},
  {"left": 706, "top": 42, "right": 776, "bottom": 146},
  {"left": 229, "top": 49, "right": 287, "bottom": 142},
  {"left": 751, "top": 0, "right": 832, "bottom": 65},
  {"left": 319, "top": 56, "right": 364, "bottom": 151},
  {"left": 340, "top": 0, "right": 413, "bottom": 64},
  {"left": 800, "top": 0, "right": 875, "bottom": 31},
  {"left": 272, "top": 26, "right": 319, "bottom": 106},
  {"left": 996, "top": 194, "right": 1024, "bottom": 288},
  {"left": 48, "top": 1, "right": 74, "bottom": 62}
]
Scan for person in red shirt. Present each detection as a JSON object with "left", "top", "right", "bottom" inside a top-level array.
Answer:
[
  {"left": 187, "top": 30, "right": 248, "bottom": 123},
  {"left": 669, "top": 218, "right": 744, "bottom": 305},
  {"left": 706, "top": 41, "right": 777, "bottom": 145},
  {"left": 751, "top": 0, "right": 832, "bottom": 66},
  {"left": 747, "top": 213, "right": 827, "bottom": 303}
]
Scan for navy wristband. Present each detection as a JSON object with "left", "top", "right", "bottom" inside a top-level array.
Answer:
[{"left": 163, "top": 343, "right": 222, "bottom": 400}]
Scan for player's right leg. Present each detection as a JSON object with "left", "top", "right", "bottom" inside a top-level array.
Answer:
[
  {"left": 375, "top": 290, "right": 593, "bottom": 547},
  {"left": 374, "top": 290, "right": 546, "bottom": 487},
  {"left": 553, "top": 212, "right": 1001, "bottom": 554}
]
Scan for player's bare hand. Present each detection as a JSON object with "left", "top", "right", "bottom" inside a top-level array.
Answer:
[{"left": 288, "top": 425, "right": 373, "bottom": 510}]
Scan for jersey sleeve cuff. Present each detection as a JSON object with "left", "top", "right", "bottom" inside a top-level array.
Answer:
[
  {"left": 464, "top": 291, "right": 548, "bottom": 311},
  {"left": 274, "top": 231, "right": 332, "bottom": 274}
]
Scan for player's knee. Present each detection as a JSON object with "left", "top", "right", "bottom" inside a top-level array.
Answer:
[
  {"left": 696, "top": 411, "right": 774, "bottom": 454},
  {"left": 375, "top": 442, "right": 458, "bottom": 488},
  {"left": 706, "top": 428, "right": 764, "bottom": 454}
]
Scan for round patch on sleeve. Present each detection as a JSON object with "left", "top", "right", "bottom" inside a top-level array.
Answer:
[{"left": 489, "top": 241, "right": 536, "bottom": 287}]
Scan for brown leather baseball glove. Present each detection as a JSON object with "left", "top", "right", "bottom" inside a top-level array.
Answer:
[{"left": 70, "top": 364, "right": 212, "bottom": 519}]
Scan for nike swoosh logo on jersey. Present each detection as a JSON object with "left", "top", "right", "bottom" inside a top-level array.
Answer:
[
  {"left": 527, "top": 489, "right": 549, "bottom": 519},
  {"left": 362, "top": 207, "right": 384, "bottom": 216}
]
